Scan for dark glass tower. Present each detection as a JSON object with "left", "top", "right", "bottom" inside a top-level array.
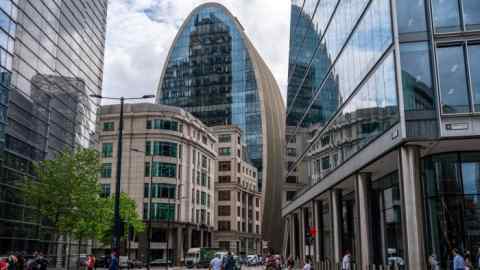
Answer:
[
  {"left": 156, "top": 2, "right": 285, "bottom": 251},
  {"left": 0, "top": 0, "right": 108, "bottom": 253}
]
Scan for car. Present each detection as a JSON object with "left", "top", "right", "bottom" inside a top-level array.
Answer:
[{"left": 149, "top": 258, "right": 172, "bottom": 266}]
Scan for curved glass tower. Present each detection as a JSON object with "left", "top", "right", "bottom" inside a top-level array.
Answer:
[{"left": 156, "top": 3, "right": 285, "bottom": 251}]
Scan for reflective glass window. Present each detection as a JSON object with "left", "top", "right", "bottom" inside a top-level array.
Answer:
[
  {"left": 396, "top": 0, "right": 427, "bottom": 33},
  {"left": 400, "top": 42, "right": 434, "bottom": 111},
  {"left": 463, "top": 0, "right": 480, "bottom": 30},
  {"left": 437, "top": 46, "right": 470, "bottom": 113},
  {"left": 468, "top": 45, "right": 480, "bottom": 111},
  {"left": 431, "top": 0, "right": 461, "bottom": 33}
]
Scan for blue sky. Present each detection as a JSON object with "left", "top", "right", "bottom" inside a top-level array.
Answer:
[{"left": 102, "top": 0, "right": 290, "bottom": 104}]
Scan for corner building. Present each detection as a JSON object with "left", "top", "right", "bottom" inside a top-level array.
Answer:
[
  {"left": 156, "top": 3, "right": 285, "bottom": 251},
  {"left": 97, "top": 103, "right": 217, "bottom": 264},
  {"left": 283, "top": 0, "right": 480, "bottom": 269},
  {"left": 0, "top": 0, "right": 108, "bottom": 254},
  {"left": 212, "top": 125, "right": 262, "bottom": 255}
]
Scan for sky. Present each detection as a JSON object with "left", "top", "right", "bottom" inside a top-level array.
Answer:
[{"left": 102, "top": 0, "right": 291, "bottom": 104}]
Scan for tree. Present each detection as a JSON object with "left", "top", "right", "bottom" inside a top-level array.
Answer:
[
  {"left": 95, "top": 193, "right": 144, "bottom": 245},
  {"left": 22, "top": 149, "right": 101, "bottom": 237}
]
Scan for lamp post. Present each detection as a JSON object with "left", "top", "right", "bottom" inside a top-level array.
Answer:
[
  {"left": 91, "top": 94, "right": 154, "bottom": 253},
  {"left": 131, "top": 148, "right": 154, "bottom": 270}
]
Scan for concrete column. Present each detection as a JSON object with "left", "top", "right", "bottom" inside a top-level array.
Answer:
[
  {"left": 290, "top": 215, "right": 297, "bottom": 259},
  {"left": 282, "top": 218, "right": 289, "bottom": 258},
  {"left": 330, "top": 190, "right": 341, "bottom": 263},
  {"left": 312, "top": 201, "right": 320, "bottom": 262},
  {"left": 298, "top": 209, "right": 306, "bottom": 262},
  {"left": 176, "top": 227, "right": 184, "bottom": 265},
  {"left": 356, "top": 173, "right": 372, "bottom": 270},
  {"left": 200, "top": 229, "right": 204, "bottom": 248},
  {"left": 398, "top": 146, "right": 425, "bottom": 269}
]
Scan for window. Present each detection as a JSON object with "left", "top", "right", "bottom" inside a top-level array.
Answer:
[
  {"left": 202, "top": 135, "right": 207, "bottom": 144},
  {"left": 237, "top": 163, "right": 241, "bottom": 173},
  {"left": 469, "top": 45, "right": 480, "bottom": 111},
  {"left": 103, "top": 122, "right": 114, "bottom": 131},
  {"left": 437, "top": 46, "right": 470, "bottom": 113},
  {"left": 151, "top": 119, "right": 178, "bottom": 131},
  {"left": 100, "top": 184, "right": 110, "bottom": 198},
  {"left": 201, "top": 155, "right": 207, "bottom": 168},
  {"left": 286, "top": 176, "right": 297, "bottom": 183},
  {"left": 219, "top": 134, "right": 231, "bottom": 143},
  {"left": 101, "top": 163, "right": 112, "bottom": 178},
  {"left": 101, "top": 143, "right": 113, "bottom": 158},
  {"left": 256, "top": 198, "right": 259, "bottom": 207},
  {"left": 219, "top": 161, "right": 231, "bottom": 171},
  {"left": 148, "top": 141, "right": 178, "bottom": 157},
  {"left": 218, "top": 190, "right": 231, "bottom": 201},
  {"left": 463, "top": 0, "right": 480, "bottom": 30},
  {"left": 146, "top": 120, "right": 152, "bottom": 129},
  {"left": 256, "top": 211, "right": 259, "bottom": 221},
  {"left": 145, "top": 203, "right": 175, "bottom": 221},
  {"left": 322, "top": 156, "right": 331, "bottom": 170},
  {"left": 237, "top": 149, "right": 241, "bottom": 158},
  {"left": 287, "top": 147, "right": 297, "bottom": 157},
  {"left": 218, "top": 221, "right": 231, "bottom": 231},
  {"left": 400, "top": 42, "right": 434, "bottom": 112},
  {"left": 201, "top": 172, "right": 207, "bottom": 186},
  {"left": 396, "top": 0, "right": 427, "bottom": 33},
  {"left": 146, "top": 162, "right": 177, "bottom": 178},
  {"left": 218, "top": 175, "right": 231, "bottom": 183},
  {"left": 256, "top": 225, "right": 260, "bottom": 234},
  {"left": 144, "top": 183, "right": 176, "bottom": 199},
  {"left": 219, "top": 147, "right": 231, "bottom": 156},
  {"left": 238, "top": 192, "right": 241, "bottom": 202},
  {"left": 432, "top": 0, "right": 461, "bottom": 33},
  {"left": 286, "top": 191, "right": 296, "bottom": 201},
  {"left": 218, "top": 205, "right": 231, "bottom": 216}
]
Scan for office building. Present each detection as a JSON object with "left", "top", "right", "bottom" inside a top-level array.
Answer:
[
  {"left": 156, "top": 2, "right": 285, "bottom": 251},
  {"left": 212, "top": 125, "right": 262, "bottom": 255},
  {"left": 0, "top": 0, "right": 108, "bottom": 254},
  {"left": 283, "top": 0, "right": 480, "bottom": 269},
  {"left": 97, "top": 103, "right": 217, "bottom": 264}
]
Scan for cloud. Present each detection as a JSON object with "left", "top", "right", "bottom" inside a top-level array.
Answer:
[{"left": 102, "top": 0, "right": 290, "bottom": 105}]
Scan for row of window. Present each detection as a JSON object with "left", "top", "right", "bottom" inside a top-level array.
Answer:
[
  {"left": 145, "top": 162, "right": 177, "bottom": 178},
  {"left": 217, "top": 220, "right": 261, "bottom": 234},
  {"left": 143, "top": 203, "right": 175, "bottom": 221},
  {"left": 145, "top": 141, "right": 179, "bottom": 158},
  {"left": 144, "top": 183, "right": 176, "bottom": 199},
  {"left": 146, "top": 119, "right": 181, "bottom": 132},
  {"left": 193, "top": 190, "right": 211, "bottom": 207}
]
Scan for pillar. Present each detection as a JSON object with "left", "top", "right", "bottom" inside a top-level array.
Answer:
[
  {"left": 312, "top": 201, "right": 321, "bottom": 262},
  {"left": 330, "top": 190, "right": 341, "bottom": 263},
  {"left": 298, "top": 209, "right": 305, "bottom": 262},
  {"left": 200, "top": 229, "right": 204, "bottom": 248},
  {"left": 290, "top": 214, "right": 297, "bottom": 259},
  {"left": 398, "top": 146, "right": 425, "bottom": 269},
  {"left": 176, "top": 227, "right": 184, "bottom": 265},
  {"left": 356, "top": 173, "right": 372, "bottom": 270},
  {"left": 282, "top": 218, "right": 289, "bottom": 258}
]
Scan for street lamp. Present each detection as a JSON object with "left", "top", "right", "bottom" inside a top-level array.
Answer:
[
  {"left": 131, "top": 148, "right": 154, "bottom": 270},
  {"left": 91, "top": 94, "right": 155, "bottom": 253}
]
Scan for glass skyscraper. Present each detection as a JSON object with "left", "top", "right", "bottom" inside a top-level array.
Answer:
[
  {"left": 283, "top": 0, "right": 480, "bottom": 268},
  {"left": 0, "top": 0, "right": 108, "bottom": 253},
  {"left": 156, "top": 3, "right": 285, "bottom": 251}
]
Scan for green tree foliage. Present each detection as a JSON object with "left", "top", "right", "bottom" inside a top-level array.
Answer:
[
  {"left": 22, "top": 149, "right": 101, "bottom": 235},
  {"left": 95, "top": 193, "right": 144, "bottom": 245}
]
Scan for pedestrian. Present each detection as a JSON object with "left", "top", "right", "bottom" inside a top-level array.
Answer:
[
  {"left": 37, "top": 252, "right": 48, "bottom": 270},
  {"left": 303, "top": 257, "right": 312, "bottom": 270},
  {"left": 0, "top": 258, "right": 8, "bottom": 270},
  {"left": 223, "top": 252, "right": 235, "bottom": 270},
  {"left": 287, "top": 256, "right": 294, "bottom": 270},
  {"left": 209, "top": 254, "right": 222, "bottom": 270},
  {"left": 87, "top": 255, "right": 96, "bottom": 270},
  {"left": 452, "top": 248, "right": 465, "bottom": 270},
  {"left": 109, "top": 251, "right": 119, "bottom": 270},
  {"left": 15, "top": 253, "right": 24, "bottom": 270},
  {"left": 428, "top": 254, "right": 439, "bottom": 270},
  {"left": 465, "top": 251, "right": 473, "bottom": 270},
  {"left": 342, "top": 250, "right": 351, "bottom": 270},
  {"left": 7, "top": 254, "right": 17, "bottom": 270}
]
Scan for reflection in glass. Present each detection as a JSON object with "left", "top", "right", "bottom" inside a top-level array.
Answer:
[
  {"left": 396, "top": 0, "right": 427, "bottom": 33},
  {"left": 431, "top": 0, "right": 461, "bottom": 33},
  {"left": 463, "top": 0, "right": 480, "bottom": 30},
  {"left": 437, "top": 46, "right": 470, "bottom": 113},
  {"left": 423, "top": 153, "right": 480, "bottom": 268},
  {"left": 468, "top": 45, "right": 480, "bottom": 111},
  {"left": 400, "top": 42, "right": 434, "bottom": 111}
]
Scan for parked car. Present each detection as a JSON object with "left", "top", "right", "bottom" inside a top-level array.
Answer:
[{"left": 149, "top": 258, "right": 172, "bottom": 266}]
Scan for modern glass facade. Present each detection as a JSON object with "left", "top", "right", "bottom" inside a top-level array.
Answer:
[
  {"left": 284, "top": 0, "right": 480, "bottom": 268},
  {"left": 0, "top": 0, "right": 108, "bottom": 254},
  {"left": 157, "top": 5, "right": 263, "bottom": 182}
]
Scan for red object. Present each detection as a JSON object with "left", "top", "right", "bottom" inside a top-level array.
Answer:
[
  {"left": 0, "top": 259, "right": 8, "bottom": 270},
  {"left": 309, "top": 227, "right": 317, "bottom": 237}
]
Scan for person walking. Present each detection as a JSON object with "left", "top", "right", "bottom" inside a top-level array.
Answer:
[
  {"left": 109, "top": 251, "right": 119, "bottom": 270},
  {"left": 223, "top": 252, "right": 235, "bottom": 270},
  {"left": 87, "top": 255, "right": 96, "bottom": 270},
  {"left": 342, "top": 250, "right": 351, "bottom": 270},
  {"left": 303, "top": 257, "right": 312, "bottom": 270},
  {"left": 287, "top": 256, "right": 295, "bottom": 270},
  {"left": 7, "top": 254, "right": 17, "bottom": 270},
  {"left": 428, "top": 254, "right": 440, "bottom": 270},
  {"left": 209, "top": 254, "right": 223, "bottom": 270},
  {"left": 452, "top": 249, "right": 465, "bottom": 270},
  {"left": 465, "top": 251, "right": 473, "bottom": 270}
]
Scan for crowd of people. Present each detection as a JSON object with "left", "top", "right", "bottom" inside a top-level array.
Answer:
[{"left": 0, "top": 252, "right": 48, "bottom": 270}]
